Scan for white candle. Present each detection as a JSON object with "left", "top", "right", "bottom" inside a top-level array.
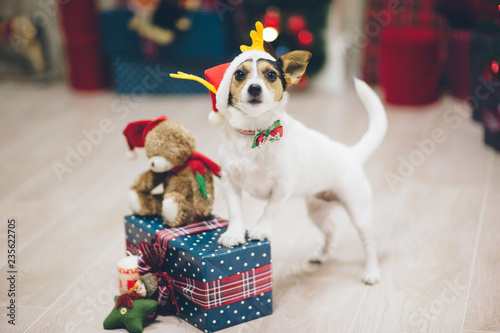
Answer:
[{"left": 117, "top": 255, "right": 139, "bottom": 294}]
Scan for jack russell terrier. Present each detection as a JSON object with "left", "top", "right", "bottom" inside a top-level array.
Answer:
[{"left": 171, "top": 22, "right": 387, "bottom": 284}]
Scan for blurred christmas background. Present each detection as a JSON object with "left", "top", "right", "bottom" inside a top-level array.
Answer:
[{"left": 0, "top": 0, "right": 499, "bottom": 150}]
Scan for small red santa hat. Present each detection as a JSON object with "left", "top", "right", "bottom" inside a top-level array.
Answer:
[
  {"left": 170, "top": 22, "right": 275, "bottom": 127},
  {"left": 204, "top": 63, "right": 230, "bottom": 126},
  {"left": 123, "top": 115, "right": 167, "bottom": 159}
]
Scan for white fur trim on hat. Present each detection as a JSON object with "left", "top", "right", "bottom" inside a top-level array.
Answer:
[
  {"left": 215, "top": 50, "right": 276, "bottom": 116},
  {"left": 208, "top": 110, "right": 224, "bottom": 127},
  {"left": 126, "top": 149, "right": 138, "bottom": 160}
]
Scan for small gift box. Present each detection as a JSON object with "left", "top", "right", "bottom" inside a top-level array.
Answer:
[{"left": 124, "top": 215, "right": 273, "bottom": 332}]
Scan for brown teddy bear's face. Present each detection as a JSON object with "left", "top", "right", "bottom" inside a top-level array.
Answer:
[{"left": 144, "top": 121, "right": 196, "bottom": 173}]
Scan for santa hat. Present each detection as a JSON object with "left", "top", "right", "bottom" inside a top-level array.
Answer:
[
  {"left": 170, "top": 22, "right": 275, "bottom": 126},
  {"left": 123, "top": 115, "right": 167, "bottom": 159},
  {"left": 204, "top": 63, "right": 230, "bottom": 126}
]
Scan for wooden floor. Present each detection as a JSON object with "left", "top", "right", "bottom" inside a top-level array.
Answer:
[{"left": 0, "top": 81, "right": 498, "bottom": 333}]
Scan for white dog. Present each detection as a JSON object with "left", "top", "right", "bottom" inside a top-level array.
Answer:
[
  {"left": 206, "top": 46, "right": 388, "bottom": 285},
  {"left": 170, "top": 24, "right": 387, "bottom": 284}
]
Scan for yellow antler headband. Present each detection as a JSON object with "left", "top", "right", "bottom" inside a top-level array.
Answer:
[
  {"left": 240, "top": 21, "right": 265, "bottom": 53},
  {"left": 170, "top": 71, "right": 217, "bottom": 94}
]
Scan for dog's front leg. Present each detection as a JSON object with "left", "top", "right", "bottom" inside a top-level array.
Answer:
[
  {"left": 218, "top": 174, "right": 246, "bottom": 247},
  {"left": 248, "top": 183, "right": 291, "bottom": 241}
]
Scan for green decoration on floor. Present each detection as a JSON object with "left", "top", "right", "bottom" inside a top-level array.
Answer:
[{"left": 103, "top": 295, "right": 158, "bottom": 333}]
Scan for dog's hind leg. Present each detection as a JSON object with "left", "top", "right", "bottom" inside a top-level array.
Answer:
[
  {"left": 306, "top": 196, "right": 339, "bottom": 264},
  {"left": 339, "top": 179, "right": 381, "bottom": 285}
]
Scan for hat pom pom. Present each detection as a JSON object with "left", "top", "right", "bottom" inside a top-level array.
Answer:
[
  {"left": 126, "top": 149, "right": 138, "bottom": 160},
  {"left": 208, "top": 111, "right": 224, "bottom": 127}
]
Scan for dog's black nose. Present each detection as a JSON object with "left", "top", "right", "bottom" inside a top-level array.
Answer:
[{"left": 248, "top": 84, "right": 262, "bottom": 97}]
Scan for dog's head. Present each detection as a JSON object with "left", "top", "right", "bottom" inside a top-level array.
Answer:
[
  {"left": 169, "top": 22, "right": 312, "bottom": 127},
  {"left": 214, "top": 49, "right": 311, "bottom": 125}
]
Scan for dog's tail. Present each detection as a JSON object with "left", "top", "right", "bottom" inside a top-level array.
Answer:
[{"left": 351, "top": 77, "right": 388, "bottom": 164}]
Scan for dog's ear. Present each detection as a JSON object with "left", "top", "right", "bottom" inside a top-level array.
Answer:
[{"left": 280, "top": 50, "right": 311, "bottom": 86}]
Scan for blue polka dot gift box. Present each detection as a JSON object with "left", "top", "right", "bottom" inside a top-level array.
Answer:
[{"left": 124, "top": 215, "right": 273, "bottom": 332}]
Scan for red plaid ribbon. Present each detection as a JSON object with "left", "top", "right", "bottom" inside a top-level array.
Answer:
[
  {"left": 138, "top": 242, "right": 177, "bottom": 308},
  {"left": 154, "top": 218, "right": 228, "bottom": 252},
  {"left": 172, "top": 264, "right": 273, "bottom": 310},
  {"left": 155, "top": 271, "right": 179, "bottom": 312},
  {"left": 137, "top": 218, "right": 229, "bottom": 308}
]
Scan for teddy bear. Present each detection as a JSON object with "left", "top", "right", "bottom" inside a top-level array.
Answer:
[{"left": 123, "top": 116, "right": 220, "bottom": 227}]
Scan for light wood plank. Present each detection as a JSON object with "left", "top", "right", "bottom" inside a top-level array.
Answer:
[
  {"left": 351, "top": 184, "right": 484, "bottom": 333},
  {"left": 0, "top": 81, "right": 499, "bottom": 332},
  {"left": 463, "top": 155, "right": 500, "bottom": 332},
  {"left": 349, "top": 99, "right": 493, "bottom": 333}
]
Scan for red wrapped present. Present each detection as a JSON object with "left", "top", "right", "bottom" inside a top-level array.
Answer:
[
  {"left": 362, "top": 0, "right": 446, "bottom": 85},
  {"left": 379, "top": 28, "right": 443, "bottom": 105}
]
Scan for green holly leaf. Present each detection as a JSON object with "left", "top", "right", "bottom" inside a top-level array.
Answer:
[{"left": 195, "top": 171, "right": 208, "bottom": 199}]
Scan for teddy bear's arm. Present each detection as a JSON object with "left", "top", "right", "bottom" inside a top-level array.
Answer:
[
  {"left": 129, "top": 170, "right": 167, "bottom": 216},
  {"left": 164, "top": 168, "right": 215, "bottom": 222},
  {"left": 131, "top": 170, "right": 166, "bottom": 193},
  {"left": 163, "top": 171, "right": 194, "bottom": 197},
  {"left": 160, "top": 171, "right": 197, "bottom": 226}
]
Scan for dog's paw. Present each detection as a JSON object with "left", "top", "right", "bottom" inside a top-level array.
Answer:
[
  {"left": 127, "top": 190, "right": 142, "bottom": 214},
  {"left": 248, "top": 224, "right": 272, "bottom": 241},
  {"left": 162, "top": 198, "right": 178, "bottom": 223},
  {"left": 308, "top": 245, "right": 335, "bottom": 264},
  {"left": 308, "top": 252, "right": 331, "bottom": 264},
  {"left": 361, "top": 269, "right": 381, "bottom": 285},
  {"left": 218, "top": 229, "right": 246, "bottom": 248}
]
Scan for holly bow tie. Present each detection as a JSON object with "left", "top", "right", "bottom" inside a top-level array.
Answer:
[{"left": 252, "top": 120, "right": 284, "bottom": 149}]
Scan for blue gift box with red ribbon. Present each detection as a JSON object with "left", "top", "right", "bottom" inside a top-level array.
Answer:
[{"left": 124, "top": 215, "right": 273, "bottom": 332}]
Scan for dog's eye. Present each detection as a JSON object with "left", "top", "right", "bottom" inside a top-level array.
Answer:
[
  {"left": 234, "top": 70, "right": 246, "bottom": 81},
  {"left": 266, "top": 70, "right": 277, "bottom": 82}
]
